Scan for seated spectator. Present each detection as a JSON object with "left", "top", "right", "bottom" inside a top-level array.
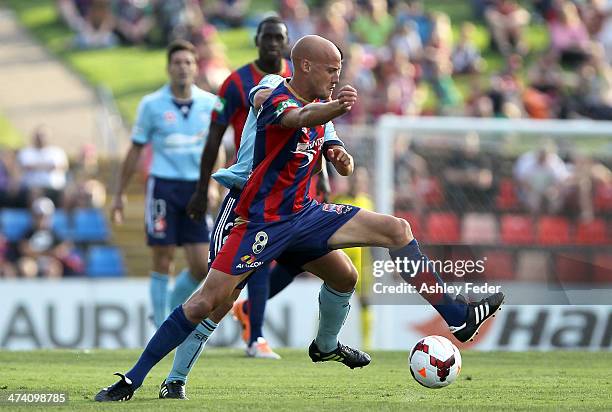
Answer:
[
  {"left": 423, "top": 12, "right": 463, "bottom": 113},
  {"left": 565, "top": 152, "right": 612, "bottom": 221},
  {"left": 280, "top": 0, "right": 315, "bottom": 46},
  {"left": 112, "top": 0, "right": 154, "bottom": 45},
  {"left": 0, "top": 234, "right": 17, "bottom": 278},
  {"left": 513, "top": 142, "right": 572, "bottom": 214},
  {"left": 155, "top": 0, "right": 204, "bottom": 43},
  {"left": 452, "top": 22, "right": 485, "bottom": 75},
  {"left": 201, "top": 0, "right": 250, "bottom": 28},
  {"left": 17, "top": 126, "right": 69, "bottom": 206},
  {"left": 572, "top": 50, "right": 612, "bottom": 120},
  {"left": 379, "top": 52, "right": 422, "bottom": 116},
  {"left": 390, "top": 20, "right": 423, "bottom": 62},
  {"left": 485, "top": 0, "right": 530, "bottom": 56},
  {"left": 548, "top": 0, "right": 592, "bottom": 67},
  {"left": 316, "top": 0, "right": 352, "bottom": 56},
  {"left": 0, "top": 149, "right": 28, "bottom": 208},
  {"left": 61, "top": 0, "right": 118, "bottom": 49},
  {"left": 17, "top": 198, "right": 81, "bottom": 278},
  {"left": 351, "top": 0, "right": 395, "bottom": 48},
  {"left": 443, "top": 133, "right": 495, "bottom": 211},
  {"left": 63, "top": 144, "right": 107, "bottom": 211},
  {"left": 340, "top": 44, "right": 378, "bottom": 123},
  {"left": 395, "top": 0, "right": 432, "bottom": 45},
  {"left": 192, "top": 25, "right": 230, "bottom": 93},
  {"left": 393, "top": 136, "right": 429, "bottom": 214}
]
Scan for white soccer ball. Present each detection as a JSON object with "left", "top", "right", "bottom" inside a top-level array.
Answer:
[{"left": 409, "top": 335, "right": 462, "bottom": 389}]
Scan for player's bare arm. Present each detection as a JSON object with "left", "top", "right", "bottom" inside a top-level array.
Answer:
[
  {"left": 187, "top": 121, "right": 227, "bottom": 221},
  {"left": 111, "top": 143, "right": 144, "bottom": 225},
  {"left": 280, "top": 84, "right": 357, "bottom": 129}
]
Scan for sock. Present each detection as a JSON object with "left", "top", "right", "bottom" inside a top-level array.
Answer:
[
  {"left": 166, "top": 318, "right": 218, "bottom": 384},
  {"left": 361, "top": 304, "right": 373, "bottom": 351},
  {"left": 268, "top": 263, "right": 301, "bottom": 299},
  {"left": 169, "top": 269, "right": 200, "bottom": 309},
  {"left": 150, "top": 272, "right": 169, "bottom": 328},
  {"left": 389, "top": 239, "right": 468, "bottom": 326},
  {"left": 126, "top": 306, "right": 196, "bottom": 389},
  {"left": 315, "top": 283, "right": 353, "bottom": 353},
  {"left": 246, "top": 264, "right": 270, "bottom": 344}
]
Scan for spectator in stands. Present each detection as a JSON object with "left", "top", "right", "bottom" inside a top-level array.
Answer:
[
  {"left": 565, "top": 152, "right": 612, "bottom": 221},
  {"left": 379, "top": 51, "right": 422, "bottom": 116},
  {"left": 63, "top": 144, "right": 107, "bottom": 211},
  {"left": 340, "top": 44, "right": 378, "bottom": 123},
  {"left": 443, "top": 132, "right": 495, "bottom": 211},
  {"left": 452, "top": 22, "right": 485, "bottom": 75},
  {"left": 389, "top": 20, "right": 423, "bottom": 61},
  {"left": 154, "top": 0, "right": 204, "bottom": 43},
  {"left": 192, "top": 25, "right": 230, "bottom": 93},
  {"left": 17, "top": 126, "right": 69, "bottom": 206},
  {"left": 112, "top": 0, "right": 154, "bottom": 45},
  {"left": 513, "top": 142, "right": 572, "bottom": 214},
  {"left": 16, "top": 197, "right": 74, "bottom": 278},
  {"left": 351, "top": 0, "right": 394, "bottom": 47},
  {"left": 484, "top": 0, "right": 530, "bottom": 56},
  {"left": 393, "top": 135, "right": 428, "bottom": 214},
  {"left": 572, "top": 49, "right": 612, "bottom": 120},
  {"left": 595, "top": 0, "right": 612, "bottom": 64},
  {"left": 423, "top": 12, "right": 463, "bottom": 114},
  {"left": 0, "top": 149, "right": 28, "bottom": 208},
  {"left": 395, "top": 0, "right": 432, "bottom": 45},
  {"left": 315, "top": 0, "right": 352, "bottom": 56},
  {"left": 280, "top": 0, "right": 315, "bottom": 46},
  {"left": 0, "top": 234, "right": 17, "bottom": 278},
  {"left": 61, "top": 0, "right": 118, "bottom": 49},
  {"left": 548, "top": 0, "right": 592, "bottom": 68},
  {"left": 201, "top": 0, "right": 250, "bottom": 28}
]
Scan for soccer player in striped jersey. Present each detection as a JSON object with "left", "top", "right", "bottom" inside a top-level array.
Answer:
[
  {"left": 95, "top": 35, "right": 502, "bottom": 402},
  {"left": 189, "top": 16, "right": 296, "bottom": 357},
  {"left": 157, "top": 74, "right": 349, "bottom": 399}
]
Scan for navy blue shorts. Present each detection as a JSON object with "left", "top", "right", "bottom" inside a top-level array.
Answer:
[
  {"left": 210, "top": 188, "right": 333, "bottom": 288},
  {"left": 145, "top": 177, "right": 211, "bottom": 246},
  {"left": 212, "top": 199, "right": 360, "bottom": 275}
]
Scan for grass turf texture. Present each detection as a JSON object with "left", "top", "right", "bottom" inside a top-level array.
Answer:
[{"left": 0, "top": 349, "right": 610, "bottom": 411}]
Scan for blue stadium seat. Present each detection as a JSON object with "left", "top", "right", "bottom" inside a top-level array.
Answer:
[
  {"left": 73, "top": 208, "right": 109, "bottom": 243},
  {"left": 86, "top": 246, "right": 126, "bottom": 277},
  {"left": 52, "top": 209, "right": 72, "bottom": 240},
  {"left": 1, "top": 208, "right": 32, "bottom": 242}
]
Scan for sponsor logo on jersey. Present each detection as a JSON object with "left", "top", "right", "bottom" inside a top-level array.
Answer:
[{"left": 292, "top": 136, "right": 325, "bottom": 167}]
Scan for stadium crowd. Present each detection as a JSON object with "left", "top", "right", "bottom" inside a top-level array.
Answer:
[
  {"left": 56, "top": 0, "right": 612, "bottom": 121},
  {"left": 0, "top": 126, "right": 108, "bottom": 278}
]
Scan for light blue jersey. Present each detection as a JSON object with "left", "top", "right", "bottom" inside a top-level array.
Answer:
[
  {"left": 132, "top": 84, "right": 218, "bottom": 181},
  {"left": 213, "top": 75, "right": 342, "bottom": 190}
]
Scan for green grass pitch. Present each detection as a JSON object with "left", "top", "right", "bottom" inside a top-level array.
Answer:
[{"left": 1, "top": 349, "right": 611, "bottom": 411}]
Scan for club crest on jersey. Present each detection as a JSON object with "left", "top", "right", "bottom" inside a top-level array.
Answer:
[
  {"left": 214, "top": 97, "right": 225, "bottom": 113},
  {"left": 275, "top": 98, "right": 299, "bottom": 117},
  {"left": 164, "top": 111, "right": 177, "bottom": 123},
  {"left": 322, "top": 203, "right": 353, "bottom": 214}
]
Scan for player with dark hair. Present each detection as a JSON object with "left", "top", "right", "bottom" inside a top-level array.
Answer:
[
  {"left": 95, "top": 35, "right": 502, "bottom": 402},
  {"left": 110, "top": 39, "right": 221, "bottom": 329},
  {"left": 187, "top": 15, "right": 294, "bottom": 359}
]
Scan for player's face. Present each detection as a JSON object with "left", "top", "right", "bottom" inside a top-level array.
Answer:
[
  {"left": 309, "top": 58, "right": 342, "bottom": 100},
  {"left": 167, "top": 50, "right": 197, "bottom": 88},
  {"left": 256, "top": 23, "right": 289, "bottom": 62}
]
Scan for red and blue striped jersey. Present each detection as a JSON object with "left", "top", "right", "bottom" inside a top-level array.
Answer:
[
  {"left": 235, "top": 81, "right": 343, "bottom": 222},
  {"left": 212, "top": 59, "right": 292, "bottom": 149}
]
